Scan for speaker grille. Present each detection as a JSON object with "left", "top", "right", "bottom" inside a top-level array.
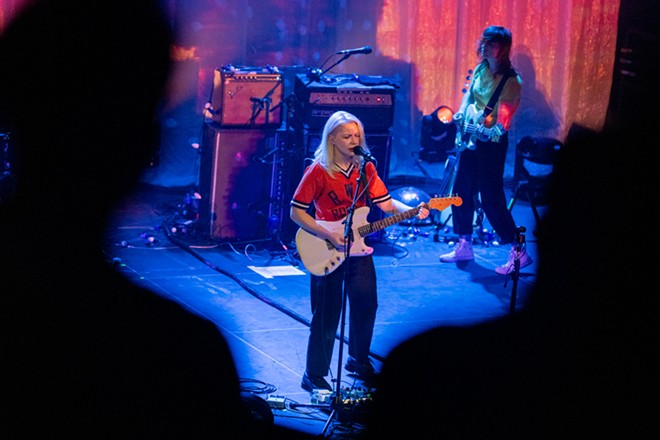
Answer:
[{"left": 198, "top": 124, "right": 277, "bottom": 241}]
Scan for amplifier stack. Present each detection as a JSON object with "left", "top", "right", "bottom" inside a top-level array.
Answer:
[
  {"left": 292, "top": 74, "right": 397, "bottom": 182},
  {"left": 196, "top": 70, "right": 400, "bottom": 245},
  {"left": 197, "top": 66, "right": 284, "bottom": 242}
]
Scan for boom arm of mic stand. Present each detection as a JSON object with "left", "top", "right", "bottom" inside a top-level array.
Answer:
[{"left": 305, "top": 53, "right": 351, "bottom": 86}]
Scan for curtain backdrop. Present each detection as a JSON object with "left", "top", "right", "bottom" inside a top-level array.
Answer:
[{"left": 377, "top": 0, "right": 620, "bottom": 177}]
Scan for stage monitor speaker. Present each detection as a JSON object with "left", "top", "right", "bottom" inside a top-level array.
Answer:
[
  {"left": 198, "top": 124, "right": 277, "bottom": 241},
  {"left": 205, "top": 66, "right": 284, "bottom": 127}
]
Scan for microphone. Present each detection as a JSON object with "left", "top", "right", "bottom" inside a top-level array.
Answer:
[
  {"left": 336, "top": 45, "right": 373, "bottom": 55},
  {"left": 353, "top": 146, "right": 376, "bottom": 163}
]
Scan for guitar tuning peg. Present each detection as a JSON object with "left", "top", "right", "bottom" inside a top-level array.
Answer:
[
  {"left": 461, "top": 88, "right": 468, "bottom": 93},
  {"left": 468, "top": 69, "right": 473, "bottom": 74},
  {"left": 466, "top": 75, "right": 471, "bottom": 80}
]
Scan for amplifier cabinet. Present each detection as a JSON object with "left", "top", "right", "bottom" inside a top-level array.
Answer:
[
  {"left": 293, "top": 74, "right": 397, "bottom": 131},
  {"left": 198, "top": 124, "right": 277, "bottom": 241},
  {"left": 205, "top": 66, "right": 284, "bottom": 127}
]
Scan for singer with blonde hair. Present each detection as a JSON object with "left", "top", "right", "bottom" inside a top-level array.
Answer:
[{"left": 290, "top": 110, "right": 429, "bottom": 393}]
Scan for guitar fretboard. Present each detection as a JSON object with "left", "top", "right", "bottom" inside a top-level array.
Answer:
[{"left": 357, "top": 207, "right": 420, "bottom": 237}]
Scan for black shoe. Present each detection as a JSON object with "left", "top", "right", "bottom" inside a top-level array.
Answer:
[
  {"left": 345, "top": 356, "right": 376, "bottom": 382},
  {"left": 301, "top": 372, "right": 332, "bottom": 393}
]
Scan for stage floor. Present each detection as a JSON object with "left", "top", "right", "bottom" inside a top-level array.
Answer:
[{"left": 103, "top": 180, "right": 542, "bottom": 438}]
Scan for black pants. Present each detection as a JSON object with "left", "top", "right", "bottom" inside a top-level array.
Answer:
[
  {"left": 450, "top": 136, "right": 517, "bottom": 244},
  {"left": 305, "top": 255, "right": 378, "bottom": 377}
]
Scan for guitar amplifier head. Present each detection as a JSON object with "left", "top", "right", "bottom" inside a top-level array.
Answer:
[
  {"left": 205, "top": 65, "right": 284, "bottom": 127},
  {"left": 293, "top": 73, "right": 397, "bottom": 131}
]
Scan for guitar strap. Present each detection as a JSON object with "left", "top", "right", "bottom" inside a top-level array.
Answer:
[{"left": 482, "top": 67, "right": 515, "bottom": 118}]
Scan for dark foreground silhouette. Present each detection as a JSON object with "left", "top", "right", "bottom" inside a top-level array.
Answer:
[
  {"left": 0, "top": 1, "right": 312, "bottom": 438},
  {"left": 361, "top": 118, "right": 654, "bottom": 438}
]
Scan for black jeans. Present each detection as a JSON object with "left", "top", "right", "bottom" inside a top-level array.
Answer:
[
  {"left": 305, "top": 254, "right": 378, "bottom": 377},
  {"left": 450, "top": 135, "right": 517, "bottom": 244}
]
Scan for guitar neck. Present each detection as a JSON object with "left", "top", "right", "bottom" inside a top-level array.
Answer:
[{"left": 356, "top": 206, "right": 420, "bottom": 238}]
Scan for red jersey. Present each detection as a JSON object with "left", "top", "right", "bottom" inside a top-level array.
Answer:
[{"left": 291, "top": 161, "right": 390, "bottom": 222}]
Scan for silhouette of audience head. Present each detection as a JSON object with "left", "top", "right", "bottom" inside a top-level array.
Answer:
[
  {"left": 362, "top": 117, "right": 653, "bottom": 438},
  {"left": 0, "top": 1, "right": 316, "bottom": 438},
  {"left": 0, "top": 0, "right": 171, "bottom": 230},
  {"left": 1, "top": 2, "right": 317, "bottom": 438}
]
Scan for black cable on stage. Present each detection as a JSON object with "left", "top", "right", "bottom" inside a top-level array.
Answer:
[
  {"left": 163, "top": 223, "right": 310, "bottom": 326},
  {"left": 162, "top": 214, "right": 386, "bottom": 363}
]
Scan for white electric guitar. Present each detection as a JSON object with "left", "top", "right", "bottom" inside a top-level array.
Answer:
[
  {"left": 455, "top": 103, "right": 505, "bottom": 151},
  {"left": 295, "top": 196, "right": 463, "bottom": 276}
]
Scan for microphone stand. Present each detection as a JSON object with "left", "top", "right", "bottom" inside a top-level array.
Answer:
[
  {"left": 507, "top": 226, "right": 526, "bottom": 314},
  {"left": 433, "top": 148, "right": 461, "bottom": 242},
  {"left": 248, "top": 97, "right": 268, "bottom": 127},
  {"left": 321, "top": 158, "right": 367, "bottom": 437},
  {"left": 248, "top": 79, "right": 281, "bottom": 126},
  {"left": 305, "top": 52, "right": 353, "bottom": 86}
]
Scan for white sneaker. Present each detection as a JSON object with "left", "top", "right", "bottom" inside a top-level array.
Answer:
[
  {"left": 495, "top": 246, "right": 533, "bottom": 275},
  {"left": 439, "top": 237, "right": 474, "bottom": 262}
]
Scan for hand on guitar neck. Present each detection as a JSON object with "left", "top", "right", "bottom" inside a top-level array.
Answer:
[{"left": 454, "top": 104, "right": 505, "bottom": 151}]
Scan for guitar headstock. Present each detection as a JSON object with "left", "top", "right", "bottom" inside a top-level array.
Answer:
[{"left": 427, "top": 196, "right": 463, "bottom": 211}]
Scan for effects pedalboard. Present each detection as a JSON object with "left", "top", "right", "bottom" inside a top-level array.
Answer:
[
  {"left": 315, "top": 386, "right": 373, "bottom": 405},
  {"left": 267, "top": 386, "right": 373, "bottom": 424},
  {"left": 266, "top": 386, "right": 373, "bottom": 408}
]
